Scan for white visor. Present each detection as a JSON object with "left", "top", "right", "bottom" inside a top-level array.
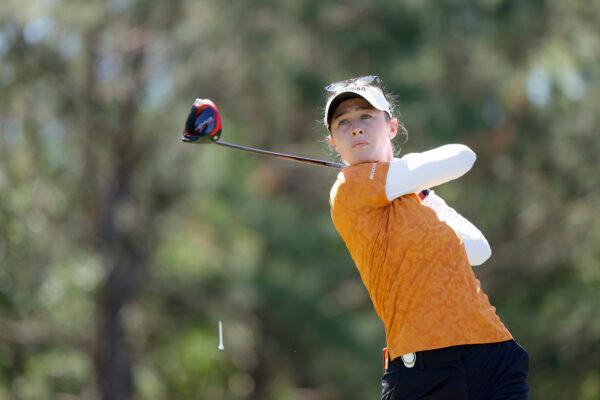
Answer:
[{"left": 325, "top": 85, "right": 391, "bottom": 130}]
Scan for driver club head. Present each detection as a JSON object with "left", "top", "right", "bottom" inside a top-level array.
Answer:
[{"left": 181, "top": 98, "right": 222, "bottom": 143}]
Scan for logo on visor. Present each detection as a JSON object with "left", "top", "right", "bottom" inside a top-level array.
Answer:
[{"left": 346, "top": 86, "right": 367, "bottom": 92}]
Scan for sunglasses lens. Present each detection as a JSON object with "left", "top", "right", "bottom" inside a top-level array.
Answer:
[
  {"left": 325, "top": 81, "right": 345, "bottom": 92},
  {"left": 354, "top": 75, "right": 377, "bottom": 86},
  {"left": 324, "top": 75, "right": 381, "bottom": 94}
]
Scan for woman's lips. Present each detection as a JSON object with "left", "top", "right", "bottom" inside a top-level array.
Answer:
[{"left": 352, "top": 141, "right": 369, "bottom": 148}]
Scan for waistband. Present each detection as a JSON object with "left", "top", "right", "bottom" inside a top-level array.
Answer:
[{"left": 383, "top": 341, "right": 514, "bottom": 372}]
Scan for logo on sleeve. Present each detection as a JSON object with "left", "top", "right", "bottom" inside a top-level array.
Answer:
[{"left": 369, "top": 163, "right": 377, "bottom": 180}]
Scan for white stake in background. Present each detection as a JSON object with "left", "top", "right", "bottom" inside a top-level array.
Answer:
[{"left": 218, "top": 320, "right": 224, "bottom": 350}]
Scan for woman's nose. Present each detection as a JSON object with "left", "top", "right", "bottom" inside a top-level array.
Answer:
[{"left": 351, "top": 126, "right": 364, "bottom": 136}]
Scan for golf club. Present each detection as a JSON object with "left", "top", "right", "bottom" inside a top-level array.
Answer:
[{"left": 181, "top": 98, "right": 345, "bottom": 169}]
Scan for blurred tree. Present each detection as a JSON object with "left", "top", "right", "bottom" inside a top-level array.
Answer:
[{"left": 0, "top": 0, "right": 599, "bottom": 399}]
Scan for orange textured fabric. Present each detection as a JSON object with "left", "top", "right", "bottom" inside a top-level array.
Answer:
[{"left": 330, "top": 162, "right": 512, "bottom": 360}]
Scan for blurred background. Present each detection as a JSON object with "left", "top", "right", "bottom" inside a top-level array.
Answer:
[{"left": 1, "top": 0, "right": 599, "bottom": 399}]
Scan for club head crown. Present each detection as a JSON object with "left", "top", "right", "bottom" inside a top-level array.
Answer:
[{"left": 182, "top": 98, "right": 222, "bottom": 144}]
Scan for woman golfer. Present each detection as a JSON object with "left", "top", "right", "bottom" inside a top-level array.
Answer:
[{"left": 324, "top": 75, "right": 529, "bottom": 400}]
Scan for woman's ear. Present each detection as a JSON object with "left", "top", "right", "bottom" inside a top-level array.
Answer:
[
  {"left": 389, "top": 118, "right": 399, "bottom": 140},
  {"left": 327, "top": 134, "right": 336, "bottom": 151}
]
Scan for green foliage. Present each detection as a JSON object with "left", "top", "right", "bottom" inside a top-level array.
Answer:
[{"left": 1, "top": 0, "right": 599, "bottom": 399}]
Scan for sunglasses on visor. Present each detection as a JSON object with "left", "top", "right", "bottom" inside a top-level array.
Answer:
[{"left": 324, "top": 75, "right": 384, "bottom": 94}]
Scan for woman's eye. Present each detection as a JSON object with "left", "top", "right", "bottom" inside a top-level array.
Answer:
[
  {"left": 337, "top": 119, "right": 349, "bottom": 126},
  {"left": 361, "top": 114, "right": 372, "bottom": 120}
]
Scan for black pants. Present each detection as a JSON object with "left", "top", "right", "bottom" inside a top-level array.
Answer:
[{"left": 381, "top": 340, "right": 529, "bottom": 400}]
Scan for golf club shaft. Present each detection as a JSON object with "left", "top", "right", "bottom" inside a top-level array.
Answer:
[{"left": 214, "top": 140, "right": 345, "bottom": 169}]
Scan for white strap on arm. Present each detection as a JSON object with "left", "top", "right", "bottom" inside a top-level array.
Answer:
[
  {"left": 421, "top": 190, "right": 492, "bottom": 266},
  {"left": 385, "top": 144, "right": 476, "bottom": 201}
]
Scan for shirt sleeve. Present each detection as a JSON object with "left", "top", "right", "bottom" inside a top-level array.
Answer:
[
  {"left": 421, "top": 190, "right": 492, "bottom": 266},
  {"left": 385, "top": 144, "right": 476, "bottom": 201}
]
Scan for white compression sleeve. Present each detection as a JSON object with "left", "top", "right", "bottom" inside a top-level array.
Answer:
[
  {"left": 385, "top": 144, "right": 476, "bottom": 201},
  {"left": 421, "top": 190, "right": 492, "bottom": 266}
]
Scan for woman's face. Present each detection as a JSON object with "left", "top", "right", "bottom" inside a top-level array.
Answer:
[{"left": 328, "top": 97, "right": 398, "bottom": 165}]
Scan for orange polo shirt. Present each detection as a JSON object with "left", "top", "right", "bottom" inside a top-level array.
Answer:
[{"left": 330, "top": 162, "right": 512, "bottom": 360}]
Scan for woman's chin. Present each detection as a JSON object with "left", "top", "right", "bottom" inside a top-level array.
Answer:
[
  {"left": 341, "top": 149, "right": 389, "bottom": 165},
  {"left": 350, "top": 154, "right": 385, "bottom": 165},
  {"left": 348, "top": 158, "right": 379, "bottom": 165}
]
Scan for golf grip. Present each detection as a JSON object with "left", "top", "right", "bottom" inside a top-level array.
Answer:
[{"left": 214, "top": 140, "right": 345, "bottom": 169}]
